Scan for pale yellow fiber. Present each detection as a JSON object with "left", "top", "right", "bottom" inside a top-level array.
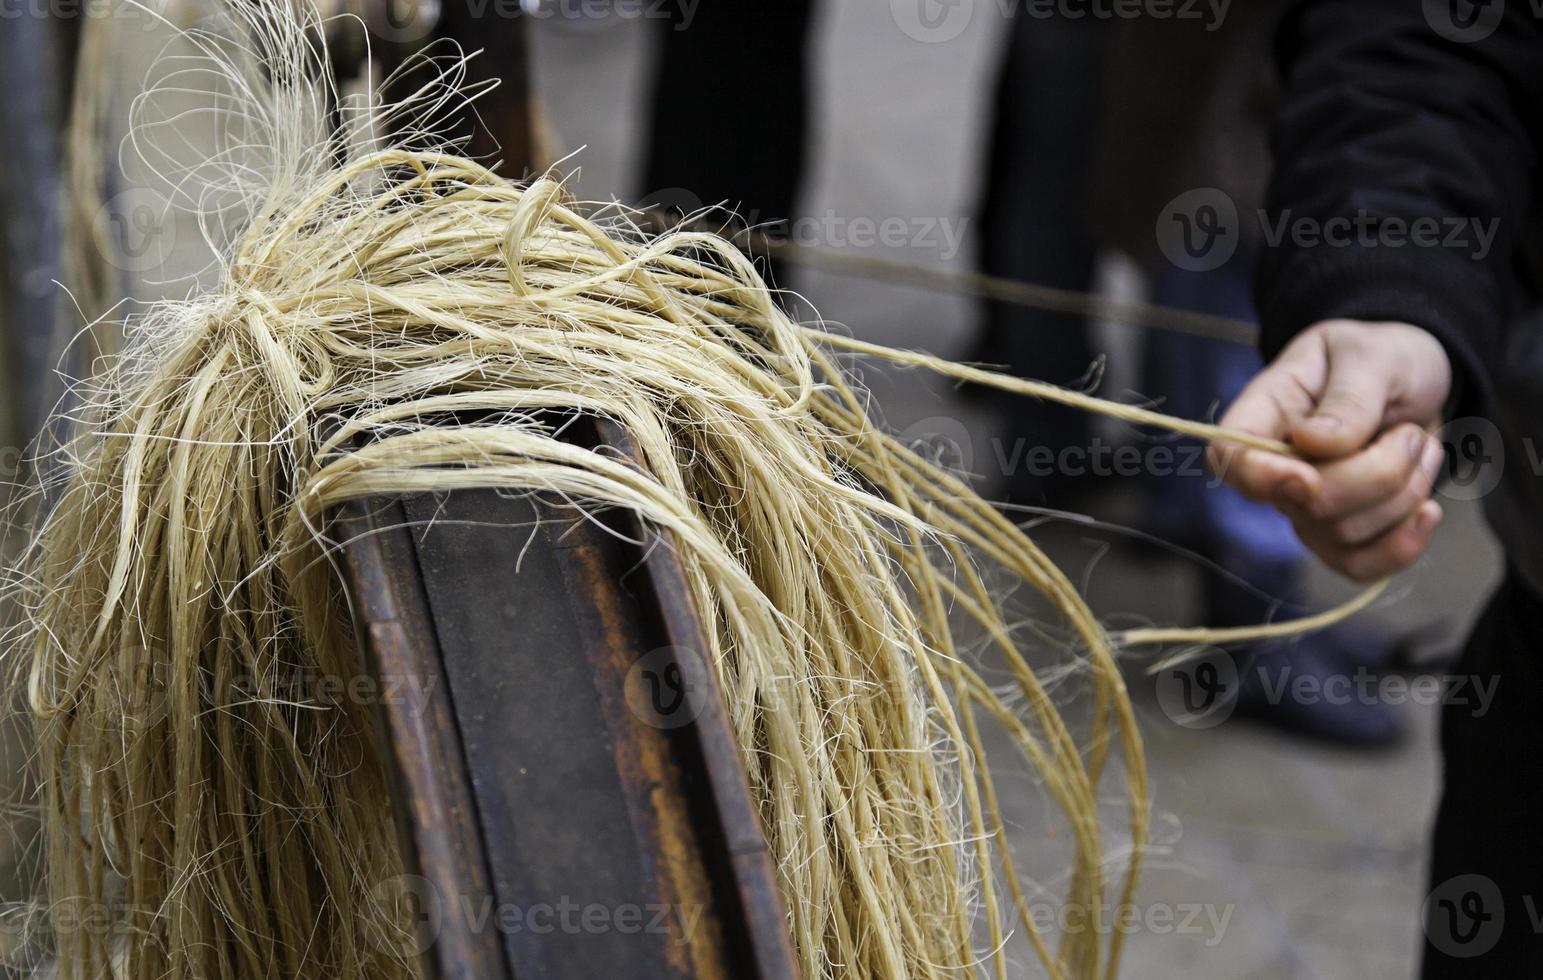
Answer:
[{"left": 4, "top": 7, "right": 1381, "bottom": 978}]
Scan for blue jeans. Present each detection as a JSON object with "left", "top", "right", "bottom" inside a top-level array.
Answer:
[{"left": 1144, "top": 252, "right": 1304, "bottom": 595}]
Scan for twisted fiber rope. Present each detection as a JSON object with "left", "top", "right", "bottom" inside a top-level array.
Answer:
[
  {"left": 755, "top": 226, "right": 1256, "bottom": 347},
  {"left": 6, "top": 9, "right": 1380, "bottom": 977},
  {"left": 11, "top": 147, "right": 1144, "bottom": 979}
]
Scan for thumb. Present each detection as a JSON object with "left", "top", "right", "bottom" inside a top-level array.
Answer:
[{"left": 1292, "top": 333, "right": 1392, "bottom": 458}]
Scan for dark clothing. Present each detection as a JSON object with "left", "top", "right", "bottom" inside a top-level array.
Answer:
[
  {"left": 1261, "top": 4, "right": 1543, "bottom": 975},
  {"left": 641, "top": 0, "right": 814, "bottom": 281},
  {"left": 972, "top": 12, "right": 1106, "bottom": 472},
  {"left": 1260, "top": 0, "right": 1543, "bottom": 596},
  {"left": 1092, "top": 4, "right": 1291, "bottom": 270},
  {"left": 1092, "top": 7, "right": 1305, "bottom": 571},
  {"left": 1424, "top": 570, "right": 1543, "bottom": 977}
]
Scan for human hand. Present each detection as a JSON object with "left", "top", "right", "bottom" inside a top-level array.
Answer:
[{"left": 1208, "top": 319, "right": 1453, "bottom": 581}]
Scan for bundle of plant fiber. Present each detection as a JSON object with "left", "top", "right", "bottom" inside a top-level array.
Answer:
[{"left": 4, "top": 4, "right": 1359, "bottom": 978}]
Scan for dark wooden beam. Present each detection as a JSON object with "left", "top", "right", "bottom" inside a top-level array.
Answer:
[{"left": 334, "top": 418, "right": 800, "bottom": 980}]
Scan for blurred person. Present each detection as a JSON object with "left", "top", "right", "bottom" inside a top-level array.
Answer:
[
  {"left": 1210, "top": 2, "right": 1543, "bottom": 974},
  {"left": 640, "top": 0, "right": 815, "bottom": 285},
  {"left": 646, "top": 3, "right": 1113, "bottom": 493},
  {"left": 1093, "top": 7, "right": 1402, "bottom": 743},
  {"left": 971, "top": 9, "right": 1109, "bottom": 503}
]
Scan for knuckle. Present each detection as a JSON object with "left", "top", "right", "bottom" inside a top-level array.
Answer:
[
  {"left": 1330, "top": 515, "right": 1368, "bottom": 546},
  {"left": 1227, "top": 469, "right": 1272, "bottom": 502},
  {"left": 1387, "top": 529, "right": 1425, "bottom": 569},
  {"left": 1321, "top": 388, "right": 1372, "bottom": 419},
  {"left": 1303, "top": 492, "right": 1338, "bottom": 521},
  {"left": 1302, "top": 490, "right": 1339, "bottom": 521},
  {"left": 1322, "top": 321, "right": 1376, "bottom": 358}
]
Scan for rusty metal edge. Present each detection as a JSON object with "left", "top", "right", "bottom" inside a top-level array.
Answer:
[
  {"left": 592, "top": 418, "right": 801, "bottom": 980},
  {"left": 333, "top": 497, "right": 511, "bottom": 980},
  {"left": 330, "top": 412, "right": 799, "bottom": 980}
]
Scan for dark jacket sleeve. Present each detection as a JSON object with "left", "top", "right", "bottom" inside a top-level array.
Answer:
[{"left": 1257, "top": 0, "right": 1543, "bottom": 413}]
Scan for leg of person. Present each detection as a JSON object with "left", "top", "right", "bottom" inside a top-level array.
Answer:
[
  {"left": 1143, "top": 250, "right": 1301, "bottom": 570},
  {"left": 972, "top": 12, "right": 1108, "bottom": 503},
  {"left": 1421, "top": 570, "right": 1543, "bottom": 976},
  {"left": 1146, "top": 252, "right": 1399, "bottom": 744},
  {"left": 640, "top": 0, "right": 815, "bottom": 288}
]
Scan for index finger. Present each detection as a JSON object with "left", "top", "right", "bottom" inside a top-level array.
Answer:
[{"left": 1207, "top": 364, "right": 1322, "bottom": 507}]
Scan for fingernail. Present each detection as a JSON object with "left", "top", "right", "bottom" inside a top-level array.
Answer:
[
  {"left": 1283, "top": 478, "right": 1312, "bottom": 509},
  {"left": 1421, "top": 439, "right": 1445, "bottom": 485},
  {"left": 1308, "top": 414, "right": 1341, "bottom": 432},
  {"left": 1407, "top": 429, "right": 1424, "bottom": 463}
]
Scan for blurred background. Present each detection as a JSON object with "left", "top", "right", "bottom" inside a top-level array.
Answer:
[
  {"left": 504, "top": 6, "right": 1506, "bottom": 976},
  {"left": 0, "top": 1, "right": 1508, "bottom": 976}
]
